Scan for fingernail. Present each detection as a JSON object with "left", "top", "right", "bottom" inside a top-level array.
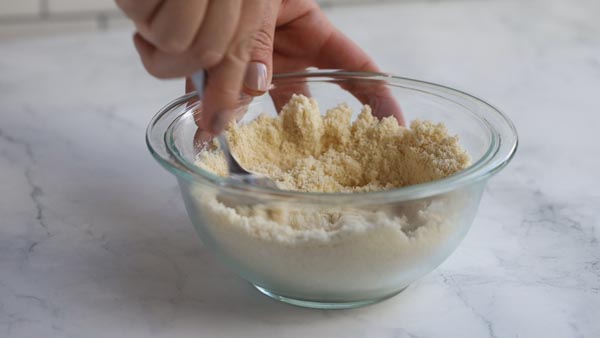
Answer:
[
  {"left": 210, "top": 113, "right": 230, "bottom": 134},
  {"left": 244, "top": 62, "right": 268, "bottom": 92}
]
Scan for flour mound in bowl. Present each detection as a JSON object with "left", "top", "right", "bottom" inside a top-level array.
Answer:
[
  {"left": 198, "top": 94, "right": 470, "bottom": 192},
  {"left": 190, "top": 94, "right": 475, "bottom": 299}
]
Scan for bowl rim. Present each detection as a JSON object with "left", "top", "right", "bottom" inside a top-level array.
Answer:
[{"left": 146, "top": 69, "right": 518, "bottom": 202}]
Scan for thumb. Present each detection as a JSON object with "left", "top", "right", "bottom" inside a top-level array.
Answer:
[{"left": 242, "top": 3, "right": 278, "bottom": 96}]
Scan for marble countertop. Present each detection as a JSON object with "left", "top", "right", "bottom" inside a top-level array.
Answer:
[{"left": 1, "top": 0, "right": 598, "bottom": 337}]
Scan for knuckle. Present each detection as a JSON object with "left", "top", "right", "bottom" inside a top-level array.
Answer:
[
  {"left": 226, "top": 39, "right": 252, "bottom": 65},
  {"left": 226, "top": 47, "right": 249, "bottom": 67},
  {"left": 252, "top": 28, "right": 274, "bottom": 53},
  {"left": 193, "top": 34, "right": 227, "bottom": 68},
  {"left": 152, "top": 33, "right": 188, "bottom": 54},
  {"left": 224, "top": 28, "right": 273, "bottom": 65},
  {"left": 193, "top": 47, "right": 224, "bottom": 68}
]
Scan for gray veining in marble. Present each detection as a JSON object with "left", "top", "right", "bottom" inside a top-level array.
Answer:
[{"left": 1, "top": 0, "right": 598, "bottom": 337}]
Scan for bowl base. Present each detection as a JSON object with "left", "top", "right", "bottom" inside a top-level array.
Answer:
[{"left": 253, "top": 284, "right": 408, "bottom": 309}]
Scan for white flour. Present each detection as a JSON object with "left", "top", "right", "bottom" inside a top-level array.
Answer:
[{"left": 188, "top": 187, "right": 471, "bottom": 300}]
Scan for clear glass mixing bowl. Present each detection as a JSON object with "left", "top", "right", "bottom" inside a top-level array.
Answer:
[{"left": 146, "top": 70, "right": 517, "bottom": 309}]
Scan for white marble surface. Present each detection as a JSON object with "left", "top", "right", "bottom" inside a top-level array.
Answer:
[{"left": 1, "top": 0, "right": 599, "bottom": 337}]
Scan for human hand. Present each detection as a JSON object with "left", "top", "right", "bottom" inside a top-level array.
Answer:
[{"left": 117, "top": 0, "right": 403, "bottom": 133}]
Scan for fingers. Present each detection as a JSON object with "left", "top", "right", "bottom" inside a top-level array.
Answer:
[
  {"left": 139, "top": 0, "right": 209, "bottom": 54},
  {"left": 131, "top": 0, "right": 243, "bottom": 78},
  {"left": 270, "top": 84, "right": 312, "bottom": 113},
  {"left": 268, "top": 72, "right": 312, "bottom": 113},
  {"left": 314, "top": 27, "right": 404, "bottom": 124},
  {"left": 243, "top": 2, "right": 278, "bottom": 95},
  {"left": 202, "top": 1, "right": 275, "bottom": 133},
  {"left": 116, "top": 0, "right": 162, "bottom": 23},
  {"left": 314, "top": 28, "right": 378, "bottom": 72},
  {"left": 185, "top": 77, "right": 194, "bottom": 94},
  {"left": 193, "top": 128, "right": 214, "bottom": 153},
  {"left": 125, "top": 0, "right": 279, "bottom": 133},
  {"left": 185, "top": 76, "right": 215, "bottom": 151},
  {"left": 201, "top": 54, "right": 253, "bottom": 133},
  {"left": 192, "top": 0, "right": 242, "bottom": 67},
  {"left": 183, "top": 0, "right": 278, "bottom": 134}
]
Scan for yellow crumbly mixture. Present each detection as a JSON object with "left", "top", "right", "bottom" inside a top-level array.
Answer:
[{"left": 198, "top": 94, "right": 469, "bottom": 192}]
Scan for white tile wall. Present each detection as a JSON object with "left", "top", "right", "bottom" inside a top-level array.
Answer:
[
  {"left": 49, "top": 0, "right": 117, "bottom": 14},
  {"left": 0, "top": 0, "right": 39, "bottom": 16},
  {"left": 0, "top": 19, "right": 99, "bottom": 40}
]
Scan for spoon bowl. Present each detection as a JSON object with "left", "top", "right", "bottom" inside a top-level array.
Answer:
[{"left": 216, "top": 134, "right": 279, "bottom": 189}]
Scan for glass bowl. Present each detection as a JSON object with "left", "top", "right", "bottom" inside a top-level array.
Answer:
[{"left": 146, "top": 70, "right": 517, "bottom": 309}]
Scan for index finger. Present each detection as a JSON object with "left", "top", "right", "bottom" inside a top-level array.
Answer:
[{"left": 314, "top": 28, "right": 404, "bottom": 125}]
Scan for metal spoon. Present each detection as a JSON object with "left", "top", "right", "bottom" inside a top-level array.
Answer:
[{"left": 191, "top": 71, "right": 278, "bottom": 189}]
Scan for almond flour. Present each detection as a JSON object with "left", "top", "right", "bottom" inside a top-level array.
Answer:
[
  {"left": 198, "top": 94, "right": 469, "bottom": 192},
  {"left": 190, "top": 95, "right": 472, "bottom": 299}
]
